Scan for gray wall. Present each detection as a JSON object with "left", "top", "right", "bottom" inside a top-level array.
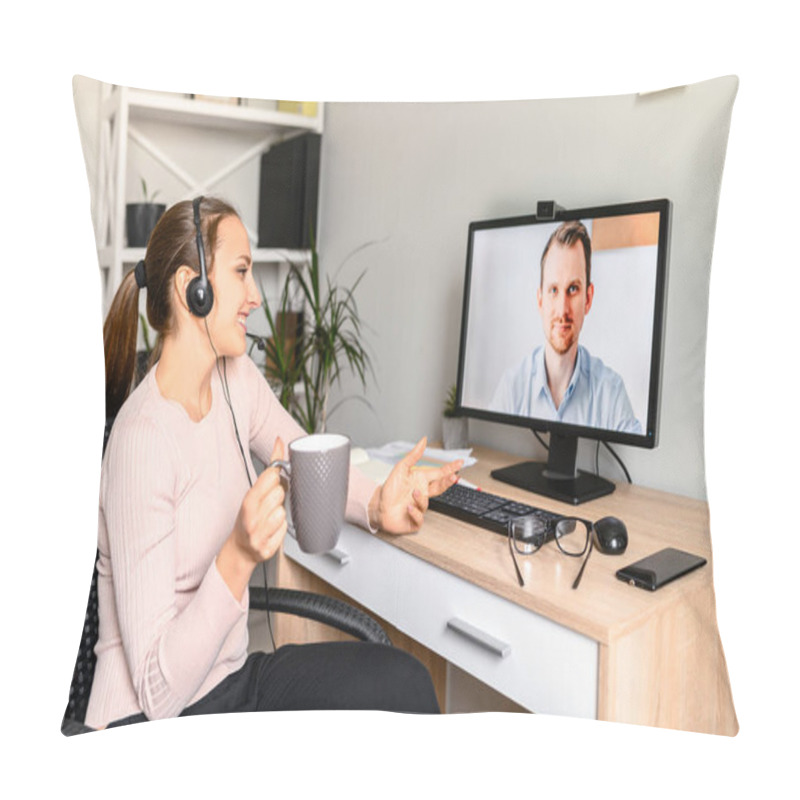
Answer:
[
  {"left": 74, "top": 76, "right": 737, "bottom": 501},
  {"left": 317, "top": 77, "right": 738, "bottom": 500}
]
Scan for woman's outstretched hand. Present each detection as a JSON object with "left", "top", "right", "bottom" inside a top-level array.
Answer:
[{"left": 369, "top": 437, "right": 463, "bottom": 534}]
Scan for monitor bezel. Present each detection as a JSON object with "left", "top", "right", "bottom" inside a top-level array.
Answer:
[{"left": 455, "top": 198, "right": 672, "bottom": 451}]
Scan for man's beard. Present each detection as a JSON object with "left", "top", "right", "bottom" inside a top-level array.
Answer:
[{"left": 548, "top": 318, "right": 577, "bottom": 355}]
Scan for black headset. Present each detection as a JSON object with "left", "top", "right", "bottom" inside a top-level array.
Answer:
[{"left": 187, "top": 196, "right": 214, "bottom": 317}]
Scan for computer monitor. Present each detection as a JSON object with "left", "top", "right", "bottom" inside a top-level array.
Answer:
[{"left": 455, "top": 199, "right": 671, "bottom": 504}]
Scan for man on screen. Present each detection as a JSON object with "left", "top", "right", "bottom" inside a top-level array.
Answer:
[{"left": 490, "top": 220, "right": 642, "bottom": 433}]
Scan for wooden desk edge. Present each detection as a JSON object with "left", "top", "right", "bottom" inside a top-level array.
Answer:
[{"left": 276, "top": 445, "right": 738, "bottom": 735}]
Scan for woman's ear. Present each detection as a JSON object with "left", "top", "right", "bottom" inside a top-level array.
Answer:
[{"left": 173, "top": 266, "right": 195, "bottom": 313}]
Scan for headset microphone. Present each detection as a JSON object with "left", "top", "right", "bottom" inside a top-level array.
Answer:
[
  {"left": 187, "top": 196, "right": 214, "bottom": 317},
  {"left": 246, "top": 333, "right": 268, "bottom": 351}
]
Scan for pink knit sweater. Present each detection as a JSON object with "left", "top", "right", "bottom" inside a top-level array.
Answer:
[{"left": 85, "top": 355, "right": 378, "bottom": 729}]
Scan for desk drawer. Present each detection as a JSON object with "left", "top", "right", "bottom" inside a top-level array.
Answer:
[
  {"left": 283, "top": 525, "right": 406, "bottom": 625},
  {"left": 393, "top": 550, "right": 598, "bottom": 718},
  {"left": 285, "top": 525, "right": 598, "bottom": 719}
]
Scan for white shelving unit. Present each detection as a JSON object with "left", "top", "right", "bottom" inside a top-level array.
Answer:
[{"left": 93, "top": 84, "right": 324, "bottom": 312}]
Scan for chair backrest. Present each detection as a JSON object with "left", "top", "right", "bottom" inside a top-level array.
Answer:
[
  {"left": 62, "top": 418, "right": 114, "bottom": 729},
  {"left": 62, "top": 555, "right": 100, "bottom": 727}
]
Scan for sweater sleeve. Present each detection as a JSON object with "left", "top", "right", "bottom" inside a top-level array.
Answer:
[
  {"left": 102, "top": 414, "right": 246, "bottom": 720},
  {"left": 239, "top": 356, "right": 379, "bottom": 532}
]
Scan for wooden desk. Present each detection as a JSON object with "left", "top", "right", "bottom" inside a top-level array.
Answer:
[{"left": 273, "top": 446, "right": 738, "bottom": 735}]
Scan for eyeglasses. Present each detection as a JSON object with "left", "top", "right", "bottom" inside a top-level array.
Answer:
[{"left": 507, "top": 515, "right": 596, "bottom": 590}]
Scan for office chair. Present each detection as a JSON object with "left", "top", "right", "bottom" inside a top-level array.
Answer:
[{"left": 61, "top": 417, "right": 391, "bottom": 736}]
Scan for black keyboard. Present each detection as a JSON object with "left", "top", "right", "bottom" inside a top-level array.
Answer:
[{"left": 429, "top": 482, "right": 564, "bottom": 540}]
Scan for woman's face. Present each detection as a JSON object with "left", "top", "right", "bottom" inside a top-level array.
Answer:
[{"left": 206, "top": 215, "right": 261, "bottom": 357}]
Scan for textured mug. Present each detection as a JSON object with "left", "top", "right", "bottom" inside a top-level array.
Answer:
[{"left": 269, "top": 433, "right": 350, "bottom": 554}]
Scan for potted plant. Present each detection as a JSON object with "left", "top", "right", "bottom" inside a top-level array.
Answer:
[
  {"left": 126, "top": 178, "right": 166, "bottom": 247},
  {"left": 442, "top": 384, "right": 468, "bottom": 449},
  {"left": 252, "top": 275, "right": 305, "bottom": 411},
  {"left": 254, "top": 245, "right": 373, "bottom": 434}
]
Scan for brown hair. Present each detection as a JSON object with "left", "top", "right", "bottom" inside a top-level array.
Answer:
[
  {"left": 102, "top": 196, "right": 239, "bottom": 420},
  {"left": 539, "top": 220, "right": 592, "bottom": 287}
]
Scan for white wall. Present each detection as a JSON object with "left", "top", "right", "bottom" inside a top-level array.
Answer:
[{"left": 317, "top": 78, "right": 738, "bottom": 500}]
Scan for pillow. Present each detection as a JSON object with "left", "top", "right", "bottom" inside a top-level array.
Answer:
[{"left": 65, "top": 73, "right": 739, "bottom": 773}]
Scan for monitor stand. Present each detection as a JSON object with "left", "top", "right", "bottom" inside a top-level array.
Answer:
[{"left": 490, "top": 431, "right": 615, "bottom": 505}]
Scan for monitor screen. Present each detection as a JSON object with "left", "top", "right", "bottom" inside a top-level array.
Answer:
[{"left": 456, "top": 199, "right": 671, "bottom": 503}]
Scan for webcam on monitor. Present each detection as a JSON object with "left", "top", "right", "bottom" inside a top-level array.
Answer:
[{"left": 535, "top": 201, "right": 565, "bottom": 220}]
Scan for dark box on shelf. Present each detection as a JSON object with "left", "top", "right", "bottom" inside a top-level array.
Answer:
[{"left": 258, "top": 132, "right": 321, "bottom": 249}]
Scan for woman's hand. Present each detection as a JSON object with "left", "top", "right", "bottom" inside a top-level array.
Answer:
[
  {"left": 217, "top": 438, "right": 288, "bottom": 600},
  {"left": 369, "top": 437, "right": 463, "bottom": 534},
  {"left": 233, "top": 437, "right": 288, "bottom": 562}
]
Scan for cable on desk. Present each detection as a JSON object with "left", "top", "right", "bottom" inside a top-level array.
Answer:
[{"left": 602, "top": 441, "right": 632, "bottom": 484}]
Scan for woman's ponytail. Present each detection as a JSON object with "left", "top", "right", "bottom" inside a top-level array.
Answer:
[{"left": 103, "top": 267, "right": 140, "bottom": 421}]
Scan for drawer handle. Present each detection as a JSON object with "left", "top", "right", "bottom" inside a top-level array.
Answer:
[
  {"left": 446, "top": 618, "right": 511, "bottom": 658},
  {"left": 325, "top": 548, "right": 351, "bottom": 565}
]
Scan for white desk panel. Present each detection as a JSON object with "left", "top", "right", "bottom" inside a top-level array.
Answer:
[{"left": 284, "top": 524, "right": 598, "bottom": 718}]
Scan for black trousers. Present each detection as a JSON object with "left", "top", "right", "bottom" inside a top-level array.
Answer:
[{"left": 108, "top": 642, "right": 439, "bottom": 727}]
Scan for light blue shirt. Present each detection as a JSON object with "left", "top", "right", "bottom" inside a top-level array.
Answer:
[{"left": 490, "top": 345, "right": 642, "bottom": 434}]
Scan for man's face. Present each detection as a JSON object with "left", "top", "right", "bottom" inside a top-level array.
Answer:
[{"left": 537, "top": 242, "right": 594, "bottom": 356}]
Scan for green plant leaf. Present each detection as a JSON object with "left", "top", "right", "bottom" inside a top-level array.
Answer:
[
  {"left": 251, "top": 243, "right": 375, "bottom": 433},
  {"left": 444, "top": 384, "right": 458, "bottom": 417},
  {"left": 140, "top": 176, "right": 160, "bottom": 203}
]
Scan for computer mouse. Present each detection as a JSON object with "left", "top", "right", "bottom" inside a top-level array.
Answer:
[{"left": 593, "top": 516, "right": 628, "bottom": 554}]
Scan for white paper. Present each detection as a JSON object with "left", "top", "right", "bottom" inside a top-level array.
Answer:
[{"left": 365, "top": 440, "right": 476, "bottom": 468}]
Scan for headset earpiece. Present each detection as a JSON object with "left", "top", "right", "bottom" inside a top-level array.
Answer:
[
  {"left": 187, "top": 274, "right": 213, "bottom": 317},
  {"left": 187, "top": 196, "right": 214, "bottom": 317}
]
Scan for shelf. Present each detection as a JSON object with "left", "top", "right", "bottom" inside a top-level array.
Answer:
[
  {"left": 126, "top": 89, "right": 323, "bottom": 135},
  {"left": 251, "top": 248, "right": 311, "bottom": 265},
  {"left": 95, "top": 82, "right": 322, "bottom": 313},
  {"left": 98, "top": 246, "right": 311, "bottom": 269}
]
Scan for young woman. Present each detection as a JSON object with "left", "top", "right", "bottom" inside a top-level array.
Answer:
[{"left": 86, "top": 196, "right": 462, "bottom": 729}]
